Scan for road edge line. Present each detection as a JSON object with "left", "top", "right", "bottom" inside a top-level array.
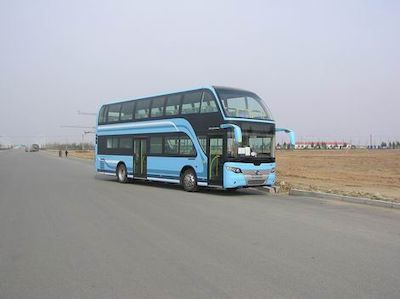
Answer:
[{"left": 289, "top": 189, "right": 400, "bottom": 209}]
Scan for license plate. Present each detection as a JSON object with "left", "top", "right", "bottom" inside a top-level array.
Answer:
[{"left": 249, "top": 175, "right": 263, "bottom": 180}]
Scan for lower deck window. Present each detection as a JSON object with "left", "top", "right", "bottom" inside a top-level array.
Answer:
[
  {"left": 107, "top": 137, "right": 119, "bottom": 149},
  {"left": 180, "top": 137, "right": 195, "bottom": 155},
  {"left": 164, "top": 137, "right": 179, "bottom": 154},
  {"left": 150, "top": 137, "right": 163, "bottom": 154},
  {"left": 99, "top": 134, "right": 196, "bottom": 157},
  {"left": 119, "top": 137, "right": 133, "bottom": 149}
]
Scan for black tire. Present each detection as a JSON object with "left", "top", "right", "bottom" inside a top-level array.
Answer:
[
  {"left": 181, "top": 169, "right": 198, "bottom": 192},
  {"left": 116, "top": 163, "right": 128, "bottom": 183}
]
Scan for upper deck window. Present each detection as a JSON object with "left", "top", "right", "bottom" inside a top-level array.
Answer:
[
  {"left": 165, "top": 94, "right": 181, "bottom": 116},
  {"left": 216, "top": 88, "right": 273, "bottom": 120},
  {"left": 107, "top": 104, "right": 122, "bottom": 122},
  {"left": 150, "top": 96, "right": 165, "bottom": 118},
  {"left": 120, "top": 101, "right": 134, "bottom": 121},
  {"left": 181, "top": 91, "right": 202, "bottom": 114},
  {"left": 135, "top": 100, "right": 150, "bottom": 119},
  {"left": 99, "top": 88, "right": 223, "bottom": 125},
  {"left": 200, "top": 92, "right": 218, "bottom": 113}
]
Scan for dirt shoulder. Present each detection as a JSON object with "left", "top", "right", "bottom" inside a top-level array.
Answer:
[
  {"left": 45, "top": 149, "right": 400, "bottom": 202},
  {"left": 276, "top": 149, "right": 400, "bottom": 202}
]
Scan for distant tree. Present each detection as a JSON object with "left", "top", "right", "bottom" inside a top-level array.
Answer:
[
  {"left": 397, "top": 141, "right": 400, "bottom": 149},
  {"left": 381, "top": 141, "right": 387, "bottom": 148},
  {"left": 44, "top": 142, "right": 94, "bottom": 151}
]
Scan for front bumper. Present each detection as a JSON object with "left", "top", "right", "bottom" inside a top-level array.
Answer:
[{"left": 223, "top": 162, "right": 276, "bottom": 189}]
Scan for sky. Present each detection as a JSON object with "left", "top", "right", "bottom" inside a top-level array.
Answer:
[{"left": 0, "top": 0, "right": 399, "bottom": 146}]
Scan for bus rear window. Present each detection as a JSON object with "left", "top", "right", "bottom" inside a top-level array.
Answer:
[{"left": 98, "top": 106, "right": 107, "bottom": 124}]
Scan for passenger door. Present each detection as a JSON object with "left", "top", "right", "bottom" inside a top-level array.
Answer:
[
  {"left": 133, "top": 138, "right": 147, "bottom": 178},
  {"left": 207, "top": 136, "right": 224, "bottom": 186}
]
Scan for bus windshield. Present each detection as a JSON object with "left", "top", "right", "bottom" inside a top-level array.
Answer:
[
  {"left": 228, "top": 132, "right": 275, "bottom": 158},
  {"left": 245, "top": 134, "right": 273, "bottom": 156},
  {"left": 216, "top": 88, "right": 273, "bottom": 120}
]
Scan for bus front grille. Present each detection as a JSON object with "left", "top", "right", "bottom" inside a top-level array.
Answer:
[{"left": 247, "top": 179, "right": 266, "bottom": 186}]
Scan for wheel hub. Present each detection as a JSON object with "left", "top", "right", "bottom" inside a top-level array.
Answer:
[{"left": 185, "top": 174, "right": 195, "bottom": 188}]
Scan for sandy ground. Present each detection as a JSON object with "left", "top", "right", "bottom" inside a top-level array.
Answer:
[
  {"left": 46, "top": 149, "right": 400, "bottom": 202},
  {"left": 276, "top": 149, "right": 400, "bottom": 202}
]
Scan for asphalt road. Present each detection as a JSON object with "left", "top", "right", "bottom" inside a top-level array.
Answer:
[{"left": 0, "top": 150, "right": 399, "bottom": 299}]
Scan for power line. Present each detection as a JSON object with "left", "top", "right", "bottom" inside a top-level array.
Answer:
[
  {"left": 60, "top": 125, "right": 96, "bottom": 129},
  {"left": 77, "top": 110, "right": 97, "bottom": 116}
]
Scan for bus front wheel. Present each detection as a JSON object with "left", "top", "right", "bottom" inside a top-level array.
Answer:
[
  {"left": 182, "top": 169, "right": 198, "bottom": 192},
  {"left": 116, "top": 163, "right": 128, "bottom": 183}
]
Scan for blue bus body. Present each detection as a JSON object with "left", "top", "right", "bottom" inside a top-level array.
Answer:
[
  {"left": 97, "top": 118, "right": 209, "bottom": 185},
  {"left": 96, "top": 86, "right": 277, "bottom": 190}
]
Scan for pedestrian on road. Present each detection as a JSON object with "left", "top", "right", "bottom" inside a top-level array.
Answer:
[{"left": 65, "top": 150, "right": 68, "bottom": 158}]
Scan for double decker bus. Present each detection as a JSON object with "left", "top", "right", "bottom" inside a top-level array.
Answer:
[{"left": 96, "top": 86, "right": 293, "bottom": 191}]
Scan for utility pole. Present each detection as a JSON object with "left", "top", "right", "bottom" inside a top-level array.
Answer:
[{"left": 370, "top": 134, "right": 372, "bottom": 148}]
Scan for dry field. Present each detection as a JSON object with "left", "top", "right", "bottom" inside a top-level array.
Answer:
[
  {"left": 276, "top": 149, "right": 400, "bottom": 202},
  {"left": 47, "top": 149, "right": 400, "bottom": 202},
  {"left": 67, "top": 150, "right": 95, "bottom": 160}
]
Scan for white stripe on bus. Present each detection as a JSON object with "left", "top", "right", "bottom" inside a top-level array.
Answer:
[
  {"left": 147, "top": 177, "right": 180, "bottom": 183},
  {"left": 98, "top": 120, "right": 179, "bottom": 132}
]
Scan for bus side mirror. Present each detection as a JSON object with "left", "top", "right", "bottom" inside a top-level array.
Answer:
[
  {"left": 276, "top": 128, "right": 296, "bottom": 147},
  {"left": 220, "top": 123, "right": 242, "bottom": 144}
]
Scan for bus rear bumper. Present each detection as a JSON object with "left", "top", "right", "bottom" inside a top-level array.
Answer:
[{"left": 223, "top": 162, "right": 276, "bottom": 189}]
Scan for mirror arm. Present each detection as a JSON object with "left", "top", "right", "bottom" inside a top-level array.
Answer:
[
  {"left": 220, "top": 124, "right": 242, "bottom": 144},
  {"left": 276, "top": 127, "right": 296, "bottom": 146}
]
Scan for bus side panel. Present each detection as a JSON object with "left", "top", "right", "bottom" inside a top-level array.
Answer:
[
  {"left": 96, "top": 154, "right": 134, "bottom": 176},
  {"left": 147, "top": 156, "right": 207, "bottom": 184}
]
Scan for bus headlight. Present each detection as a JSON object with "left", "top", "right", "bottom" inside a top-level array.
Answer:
[{"left": 226, "top": 166, "right": 242, "bottom": 173}]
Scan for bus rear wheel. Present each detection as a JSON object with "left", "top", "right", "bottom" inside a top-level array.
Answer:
[
  {"left": 182, "top": 169, "right": 198, "bottom": 192},
  {"left": 117, "top": 163, "right": 128, "bottom": 183}
]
